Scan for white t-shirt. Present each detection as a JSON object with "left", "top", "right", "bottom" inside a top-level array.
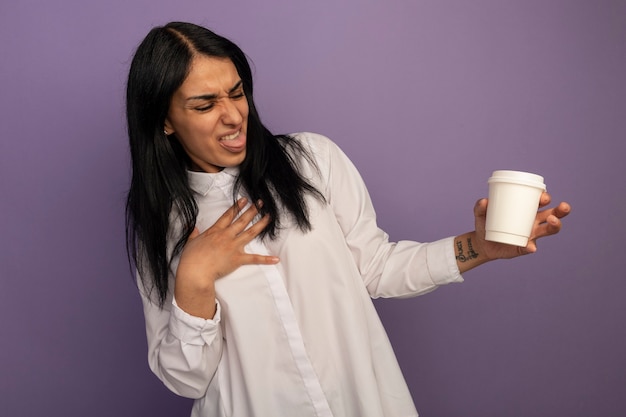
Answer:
[{"left": 139, "top": 132, "right": 463, "bottom": 417}]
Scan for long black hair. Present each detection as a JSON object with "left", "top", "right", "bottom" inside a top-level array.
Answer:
[{"left": 126, "top": 22, "right": 323, "bottom": 307}]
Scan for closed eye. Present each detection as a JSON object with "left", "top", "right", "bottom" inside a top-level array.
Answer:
[
  {"left": 229, "top": 84, "right": 245, "bottom": 100},
  {"left": 187, "top": 80, "right": 244, "bottom": 111},
  {"left": 194, "top": 102, "right": 215, "bottom": 112}
]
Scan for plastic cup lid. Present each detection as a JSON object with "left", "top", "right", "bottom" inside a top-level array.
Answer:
[{"left": 487, "top": 170, "right": 546, "bottom": 190}]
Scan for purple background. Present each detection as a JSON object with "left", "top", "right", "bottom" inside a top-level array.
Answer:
[{"left": 1, "top": 1, "right": 625, "bottom": 416}]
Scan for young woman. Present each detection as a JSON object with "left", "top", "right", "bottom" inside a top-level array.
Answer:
[{"left": 125, "top": 21, "right": 570, "bottom": 417}]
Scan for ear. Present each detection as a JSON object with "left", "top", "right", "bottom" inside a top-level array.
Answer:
[{"left": 163, "top": 118, "right": 175, "bottom": 136}]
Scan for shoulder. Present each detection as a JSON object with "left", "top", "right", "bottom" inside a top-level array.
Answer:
[
  {"left": 288, "top": 131, "right": 333, "bottom": 148},
  {"left": 284, "top": 132, "right": 354, "bottom": 192},
  {"left": 286, "top": 132, "right": 341, "bottom": 163}
]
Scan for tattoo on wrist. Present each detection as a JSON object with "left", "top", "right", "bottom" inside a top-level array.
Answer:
[{"left": 455, "top": 237, "right": 479, "bottom": 262}]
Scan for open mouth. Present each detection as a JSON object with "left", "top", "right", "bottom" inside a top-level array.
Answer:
[
  {"left": 220, "top": 130, "right": 240, "bottom": 141},
  {"left": 218, "top": 130, "right": 246, "bottom": 153}
]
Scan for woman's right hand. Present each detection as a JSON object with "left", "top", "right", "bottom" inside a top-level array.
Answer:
[{"left": 174, "top": 198, "right": 279, "bottom": 319}]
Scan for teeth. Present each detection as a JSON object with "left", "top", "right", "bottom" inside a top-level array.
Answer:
[{"left": 221, "top": 131, "right": 240, "bottom": 141}]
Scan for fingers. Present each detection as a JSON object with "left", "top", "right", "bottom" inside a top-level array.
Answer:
[
  {"left": 476, "top": 195, "right": 561, "bottom": 215},
  {"left": 475, "top": 196, "right": 570, "bottom": 255},
  {"left": 538, "top": 192, "right": 552, "bottom": 208},
  {"left": 535, "top": 201, "right": 571, "bottom": 225},
  {"left": 230, "top": 212, "right": 278, "bottom": 266},
  {"left": 204, "top": 198, "right": 270, "bottom": 244},
  {"left": 237, "top": 213, "right": 271, "bottom": 241},
  {"left": 474, "top": 198, "right": 488, "bottom": 217},
  {"left": 241, "top": 253, "right": 280, "bottom": 265},
  {"left": 213, "top": 197, "right": 249, "bottom": 227},
  {"left": 553, "top": 201, "right": 571, "bottom": 219},
  {"left": 231, "top": 200, "right": 263, "bottom": 233},
  {"left": 545, "top": 202, "right": 570, "bottom": 231},
  {"left": 209, "top": 197, "right": 264, "bottom": 232},
  {"left": 532, "top": 205, "right": 568, "bottom": 240},
  {"left": 543, "top": 214, "right": 562, "bottom": 235},
  {"left": 529, "top": 220, "right": 560, "bottom": 245}
]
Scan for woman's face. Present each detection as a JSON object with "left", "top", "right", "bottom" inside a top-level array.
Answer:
[{"left": 164, "top": 55, "right": 249, "bottom": 173}]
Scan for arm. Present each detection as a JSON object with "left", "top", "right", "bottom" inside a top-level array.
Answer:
[
  {"left": 140, "top": 199, "right": 279, "bottom": 398},
  {"left": 174, "top": 198, "right": 278, "bottom": 319},
  {"left": 140, "top": 285, "right": 224, "bottom": 398},
  {"left": 319, "top": 134, "right": 570, "bottom": 295},
  {"left": 321, "top": 136, "right": 462, "bottom": 298},
  {"left": 454, "top": 196, "right": 571, "bottom": 273}
]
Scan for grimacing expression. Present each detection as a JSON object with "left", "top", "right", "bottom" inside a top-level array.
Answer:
[{"left": 164, "top": 56, "right": 249, "bottom": 173}]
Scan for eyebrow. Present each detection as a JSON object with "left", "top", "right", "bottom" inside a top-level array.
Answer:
[{"left": 185, "top": 80, "right": 244, "bottom": 101}]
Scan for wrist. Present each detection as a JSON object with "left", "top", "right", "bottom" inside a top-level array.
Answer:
[
  {"left": 174, "top": 277, "right": 217, "bottom": 320},
  {"left": 454, "top": 231, "right": 491, "bottom": 274}
]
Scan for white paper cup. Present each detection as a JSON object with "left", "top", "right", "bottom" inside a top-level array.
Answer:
[{"left": 485, "top": 170, "right": 547, "bottom": 247}]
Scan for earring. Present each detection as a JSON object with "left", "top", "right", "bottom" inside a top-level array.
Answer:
[{"left": 164, "top": 129, "right": 169, "bottom": 135}]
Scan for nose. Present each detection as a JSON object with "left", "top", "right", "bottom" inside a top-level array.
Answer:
[{"left": 221, "top": 98, "right": 243, "bottom": 126}]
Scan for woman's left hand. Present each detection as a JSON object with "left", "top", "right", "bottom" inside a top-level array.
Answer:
[{"left": 473, "top": 192, "right": 571, "bottom": 261}]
